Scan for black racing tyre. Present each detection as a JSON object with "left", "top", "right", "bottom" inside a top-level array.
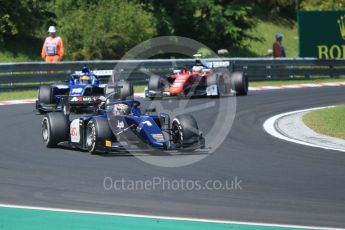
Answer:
[
  {"left": 42, "top": 112, "right": 69, "bottom": 148},
  {"left": 172, "top": 114, "right": 200, "bottom": 148},
  {"left": 61, "top": 99, "right": 70, "bottom": 116},
  {"left": 148, "top": 75, "right": 163, "bottom": 91},
  {"left": 148, "top": 75, "right": 163, "bottom": 99},
  {"left": 62, "top": 104, "right": 70, "bottom": 116},
  {"left": 86, "top": 117, "right": 113, "bottom": 154},
  {"left": 231, "top": 72, "right": 248, "bottom": 96},
  {"left": 38, "top": 85, "right": 55, "bottom": 104},
  {"left": 119, "top": 81, "right": 134, "bottom": 100}
]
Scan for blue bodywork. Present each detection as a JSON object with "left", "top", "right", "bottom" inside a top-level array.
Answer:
[
  {"left": 82, "top": 100, "right": 204, "bottom": 152},
  {"left": 44, "top": 99, "right": 204, "bottom": 153},
  {"left": 102, "top": 100, "right": 167, "bottom": 149},
  {"left": 68, "top": 68, "right": 101, "bottom": 97},
  {"left": 36, "top": 66, "right": 106, "bottom": 113}
]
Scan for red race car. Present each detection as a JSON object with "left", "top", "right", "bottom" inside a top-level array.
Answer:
[{"left": 145, "top": 59, "right": 248, "bottom": 99}]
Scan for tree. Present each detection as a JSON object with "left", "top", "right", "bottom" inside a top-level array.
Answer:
[
  {"left": 253, "top": 0, "right": 298, "bottom": 20},
  {"left": 141, "top": 0, "right": 257, "bottom": 52},
  {"left": 52, "top": 0, "right": 156, "bottom": 60},
  {"left": 0, "top": 0, "right": 51, "bottom": 40}
]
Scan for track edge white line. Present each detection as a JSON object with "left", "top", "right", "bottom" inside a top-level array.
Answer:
[
  {"left": 0, "top": 203, "right": 343, "bottom": 230},
  {"left": 263, "top": 106, "right": 345, "bottom": 153}
]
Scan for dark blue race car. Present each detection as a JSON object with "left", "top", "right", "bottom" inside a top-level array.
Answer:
[
  {"left": 41, "top": 99, "right": 205, "bottom": 153},
  {"left": 36, "top": 66, "right": 133, "bottom": 115}
]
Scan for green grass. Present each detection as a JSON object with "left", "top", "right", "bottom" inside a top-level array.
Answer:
[
  {"left": 0, "top": 50, "right": 40, "bottom": 62},
  {"left": 249, "top": 78, "right": 345, "bottom": 87},
  {"left": 303, "top": 105, "right": 345, "bottom": 140},
  {"left": 134, "top": 84, "right": 146, "bottom": 93},
  {"left": 244, "top": 19, "right": 298, "bottom": 57},
  {"left": 1, "top": 78, "right": 344, "bottom": 101},
  {"left": 0, "top": 89, "right": 37, "bottom": 101},
  {"left": 0, "top": 36, "right": 42, "bottom": 62}
]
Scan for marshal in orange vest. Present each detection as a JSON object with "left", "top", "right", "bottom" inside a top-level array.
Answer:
[{"left": 41, "top": 26, "right": 64, "bottom": 62}]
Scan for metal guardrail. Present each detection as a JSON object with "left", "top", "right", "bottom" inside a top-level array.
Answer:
[{"left": 0, "top": 58, "right": 345, "bottom": 90}]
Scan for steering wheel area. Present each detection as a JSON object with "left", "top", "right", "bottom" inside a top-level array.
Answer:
[{"left": 132, "top": 100, "right": 141, "bottom": 108}]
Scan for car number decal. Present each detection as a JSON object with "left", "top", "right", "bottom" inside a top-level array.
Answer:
[{"left": 71, "top": 88, "right": 83, "bottom": 93}]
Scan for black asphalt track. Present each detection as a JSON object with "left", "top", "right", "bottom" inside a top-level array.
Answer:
[{"left": 0, "top": 86, "right": 345, "bottom": 228}]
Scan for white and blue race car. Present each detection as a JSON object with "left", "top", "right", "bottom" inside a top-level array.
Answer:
[
  {"left": 36, "top": 66, "right": 133, "bottom": 115},
  {"left": 42, "top": 99, "right": 205, "bottom": 154}
]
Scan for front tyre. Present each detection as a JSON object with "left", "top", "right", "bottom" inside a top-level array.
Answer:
[
  {"left": 86, "top": 117, "right": 113, "bottom": 154},
  {"left": 119, "top": 81, "right": 134, "bottom": 100},
  {"left": 42, "top": 112, "right": 69, "bottom": 148},
  {"left": 172, "top": 114, "right": 200, "bottom": 149},
  {"left": 231, "top": 72, "right": 248, "bottom": 96},
  {"left": 148, "top": 75, "right": 163, "bottom": 100},
  {"left": 38, "top": 85, "right": 55, "bottom": 104}
]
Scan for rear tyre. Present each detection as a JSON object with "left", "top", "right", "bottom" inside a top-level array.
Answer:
[
  {"left": 42, "top": 112, "right": 69, "bottom": 148},
  {"left": 118, "top": 81, "right": 134, "bottom": 100},
  {"left": 172, "top": 114, "right": 200, "bottom": 149},
  {"left": 148, "top": 75, "right": 163, "bottom": 100},
  {"left": 38, "top": 85, "right": 55, "bottom": 104},
  {"left": 86, "top": 117, "right": 113, "bottom": 154},
  {"left": 231, "top": 72, "right": 248, "bottom": 96}
]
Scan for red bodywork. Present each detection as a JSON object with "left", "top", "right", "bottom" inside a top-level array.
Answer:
[{"left": 167, "top": 69, "right": 210, "bottom": 96}]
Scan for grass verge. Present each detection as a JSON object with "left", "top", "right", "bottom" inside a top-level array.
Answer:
[
  {"left": 303, "top": 105, "right": 345, "bottom": 140},
  {"left": 245, "top": 19, "right": 298, "bottom": 57},
  {"left": 0, "top": 36, "right": 42, "bottom": 62},
  {"left": 229, "top": 14, "right": 298, "bottom": 57},
  {"left": 0, "top": 89, "right": 38, "bottom": 101},
  {"left": 249, "top": 78, "right": 345, "bottom": 87}
]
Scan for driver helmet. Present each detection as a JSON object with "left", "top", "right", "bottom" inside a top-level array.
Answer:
[
  {"left": 80, "top": 75, "right": 92, "bottom": 85},
  {"left": 192, "top": 65, "right": 203, "bottom": 72},
  {"left": 192, "top": 59, "right": 209, "bottom": 72},
  {"left": 113, "top": 103, "right": 130, "bottom": 115}
]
